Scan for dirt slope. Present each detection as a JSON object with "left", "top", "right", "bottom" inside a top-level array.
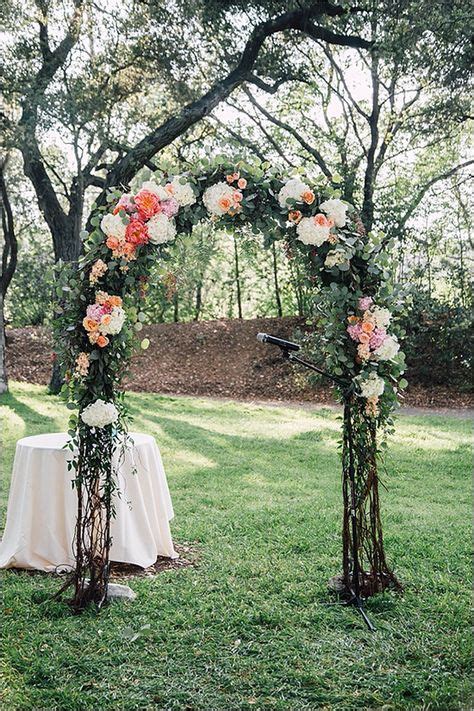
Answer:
[{"left": 6, "top": 317, "right": 473, "bottom": 408}]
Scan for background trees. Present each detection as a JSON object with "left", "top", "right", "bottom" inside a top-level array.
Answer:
[{"left": 1, "top": 0, "right": 472, "bottom": 393}]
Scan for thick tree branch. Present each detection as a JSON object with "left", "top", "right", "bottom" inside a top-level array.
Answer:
[
  {"left": 100, "top": 2, "right": 370, "bottom": 196},
  {"left": 0, "top": 161, "right": 18, "bottom": 298}
]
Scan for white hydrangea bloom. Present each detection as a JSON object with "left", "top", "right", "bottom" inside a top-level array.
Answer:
[
  {"left": 202, "top": 182, "right": 235, "bottom": 216},
  {"left": 371, "top": 306, "right": 392, "bottom": 329},
  {"left": 278, "top": 178, "right": 310, "bottom": 208},
  {"left": 169, "top": 178, "right": 196, "bottom": 207},
  {"left": 374, "top": 335, "right": 400, "bottom": 361},
  {"left": 81, "top": 399, "right": 119, "bottom": 428},
  {"left": 147, "top": 214, "right": 177, "bottom": 244},
  {"left": 324, "top": 250, "right": 347, "bottom": 268},
  {"left": 100, "top": 213, "right": 126, "bottom": 239},
  {"left": 354, "top": 371, "right": 385, "bottom": 399},
  {"left": 140, "top": 181, "right": 170, "bottom": 201},
  {"left": 296, "top": 217, "right": 330, "bottom": 246},
  {"left": 101, "top": 306, "right": 126, "bottom": 336},
  {"left": 319, "top": 198, "right": 348, "bottom": 228}
]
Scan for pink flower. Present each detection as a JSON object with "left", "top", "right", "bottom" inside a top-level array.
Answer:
[
  {"left": 161, "top": 198, "right": 179, "bottom": 218},
  {"left": 86, "top": 304, "right": 105, "bottom": 321},
  {"left": 369, "top": 328, "right": 387, "bottom": 350},
  {"left": 113, "top": 193, "right": 135, "bottom": 215},
  {"left": 347, "top": 324, "right": 363, "bottom": 342},
  {"left": 358, "top": 296, "right": 373, "bottom": 311}
]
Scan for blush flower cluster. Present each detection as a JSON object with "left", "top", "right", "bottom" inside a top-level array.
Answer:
[{"left": 82, "top": 292, "right": 125, "bottom": 348}]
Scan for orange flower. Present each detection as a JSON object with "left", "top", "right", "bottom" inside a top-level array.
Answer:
[
  {"left": 302, "top": 190, "right": 315, "bottom": 205},
  {"left": 226, "top": 174, "right": 235, "bottom": 184},
  {"left": 361, "top": 321, "right": 374, "bottom": 333},
  {"left": 237, "top": 178, "right": 247, "bottom": 189},
  {"left": 96, "top": 335, "right": 109, "bottom": 348},
  {"left": 288, "top": 210, "right": 302, "bottom": 224},
  {"left": 233, "top": 191, "right": 243, "bottom": 203},
  {"left": 106, "top": 236, "right": 120, "bottom": 250},
  {"left": 359, "top": 332, "right": 370, "bottom": 344},
  {"left": 123, "top": 243, "right": 136, "bottom": 257},
  {"left": 347, "top": 315, "right": 359, "bottom": 324},
  {"left": 109, "top": 295, "right": 123, "bottom": 307},
  {"left": 83, "top": 317, "right": 99, "bottom": 332},
  {"left": 134, "top": 189, "right": 160, "bottom": 219},
  {"left": 218, "top": 196, "right": 232, "bottom": 212},
  {"left": 101, "top": 314, "right": 111, "bottom": 326}
]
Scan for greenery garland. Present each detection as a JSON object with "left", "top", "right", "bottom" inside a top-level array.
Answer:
[{"left": 54, "top": 157, "right": 407, "bottom": 610}]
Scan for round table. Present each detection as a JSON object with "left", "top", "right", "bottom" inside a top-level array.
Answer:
[{"left": 0, "top": 432, "right": 177, "bottom": 571}]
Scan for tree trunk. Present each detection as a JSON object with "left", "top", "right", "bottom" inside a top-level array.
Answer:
[
  {"left": 194, "top": 281, "right": 203, "bottom": 321},
  {"left": 173, "top": 291, "right": 179, "bottom": 322},
  {"left": 271, "top": 242, "right": 283, "bottom": 317},
  {"left": 233, "top": 239, "right": 243, "bottom": 319},
  {"left": 0, "top": 293, "right": 7, "bottom": 394}
]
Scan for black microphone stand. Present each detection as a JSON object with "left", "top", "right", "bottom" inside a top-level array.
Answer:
[{"left": 278, "top": 346, "right": 376, "bottom": 632}]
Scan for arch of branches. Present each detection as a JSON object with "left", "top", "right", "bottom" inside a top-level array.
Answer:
[{"left": 55, "top": 158, "right": 406, "bottom": 611}]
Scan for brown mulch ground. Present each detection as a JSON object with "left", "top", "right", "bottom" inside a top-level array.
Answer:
[{"left": 6, "top": 317, "right": 474, "bottom": 409}]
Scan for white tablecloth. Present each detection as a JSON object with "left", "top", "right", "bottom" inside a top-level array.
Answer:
[{"left": 0, "top": 432, "right": 177, "bottom": 571}]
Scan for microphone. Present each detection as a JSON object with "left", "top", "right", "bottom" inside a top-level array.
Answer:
[{"left": 257, "top": 333, "right": 301, "bottom": 352}]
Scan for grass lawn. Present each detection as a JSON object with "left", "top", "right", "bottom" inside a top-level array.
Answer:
[{"left": 0, "top": 382, "right": 471, "bottom": 710}]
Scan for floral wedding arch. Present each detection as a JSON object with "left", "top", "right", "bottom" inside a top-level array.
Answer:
[{"left": 54, "top": 158, "right": 407, "bottom": 611}]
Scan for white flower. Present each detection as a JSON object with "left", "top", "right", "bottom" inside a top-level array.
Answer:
[
  {"left": 374, "top": 335, "right": 400, "bottom": 361},
  {"left": 296, "top": 216, "right": 330, "bottom": 246},
  {"left": 169, "top": 178, "right": 196, "bottom": 207},
  {"left": 100, "top": 306, "right": 126, "bottom": 336},
  {"left": 100, "top": 213, "right": 126, "bottom": 240},
  {"left": 319, "top": 198, "right": 348, "bottom": 228},
  {"left": 371, "top": 306, "right": 391, "bottom": 329},
  {"left": 355, "top": 371, "right": 385, "bottom": 399},
  {"left": 147, "top": 213, "right": 177, "bottom": 244},
  {"left": 81, "top": 399, "right": 119, "bottom": 428},
  {"left": 202, "top": 182, "right": 235, "bottom": 216},
  {"left": 324, "top": 250, "right": 347, "bottom": 269},
  {"left": 278, "top": 178, "right": 310, "bottom": 208},
  {"left": 140, "top": 180, "right": 170, "bottom": 201}
]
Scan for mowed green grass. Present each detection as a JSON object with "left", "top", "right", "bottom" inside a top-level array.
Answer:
[{"left": 0, "top": 382, "right": 471, "bottom": 710}]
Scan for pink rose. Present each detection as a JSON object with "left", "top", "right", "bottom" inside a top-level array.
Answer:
[
  {"left": 369, "top": 328, "right": 387, "bottom": 350},
  {"left": 114, "top": 193, "right": 135, "bottom": 215},
  {"left": 347, "top": 324, "right": 362, "bottom": 342},
  {"left": 161, "top": 198, "right": 179, "bottom": 218},
  {"left": 358, "top": 296, "right": 373, "bottom": 311},
  {"left": 86, "top": 304, "right": 105, "bottom": 321}
]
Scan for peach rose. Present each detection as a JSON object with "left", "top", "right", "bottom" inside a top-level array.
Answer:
[
  {"left": 109, "top": 295, "right": 123, "bottom": 307},
  {"left": 347, "top": 315, "right": 359, "bottom": 324},
  {"left": 302, "top": 190, "right": 315, "bottom": 205},
  {"left": 237, "top": 178, "right": 247, "bottom": 189},
  {"left": 232, "top": 172, "right": 240, "bottom": 181},
  {"left": 101, "top": 314, "right": 111, "bottom": 326},
  {"left": 233, "top": 191, "right": 243, "bottom": 203},
  {"left": 359, "top": 332, "right": 370, "bottom": 344},
  {"left": 314, "top": 213, "right": 330, "bottom": 227},
  {"left": 83, "top": 317, "right": 99, "bottom": 332},
  {"left": 218, "top": 196, "right": 232, "bottom": 212},
  {"left": 165, "top": 183, "right": 174, "bottom": 194},
  {"left": 134, "top": 189, "right": 161, "bottom": 219},
  {"left": 226, "top": 175, "right": 235, "bottom": 184},
  {"left": 361, "top": 321, "right": 374, "bottom": 334},
  {"left": 288, "top": 210, "right": 302, "bottom": 224},
  {"left": 106, "top": 236, "right": 120, "bottom": 250},
  {"left": 97, "top": 335, "right": 109, "bottom": 348}
]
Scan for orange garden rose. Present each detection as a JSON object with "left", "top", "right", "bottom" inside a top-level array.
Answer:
[
  {"left": 125, "top": 219, "right": 149, "bottom": 246},
  {"left": 83, "top": 317, "right": 99, "bottom": 332},
  {"left": 302, "top": 190, "right": 315, "bottom": 205},
  {"left": 361, "top": 321, "right": 374, "bottom": 333},
  {"left": 233, "top": 191, "right": 243, "bottom": 203},
  {"left": 109, "top": 295, "right": 122, "bottom": 307},
  {"left": 237, "top": 178, "right": 247, "bottom": 189},
  {"left": 314, "top": 213, "right": 331, "bottom": 227},
  {"left": 106, "top": 236, "right": 120, "bottom": 250},
  {"left": 226, "top": 174, "right": 234, "bottom": 184},
  {"left": 96, "top": 335, "right": 109, "bottom": 348}
]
